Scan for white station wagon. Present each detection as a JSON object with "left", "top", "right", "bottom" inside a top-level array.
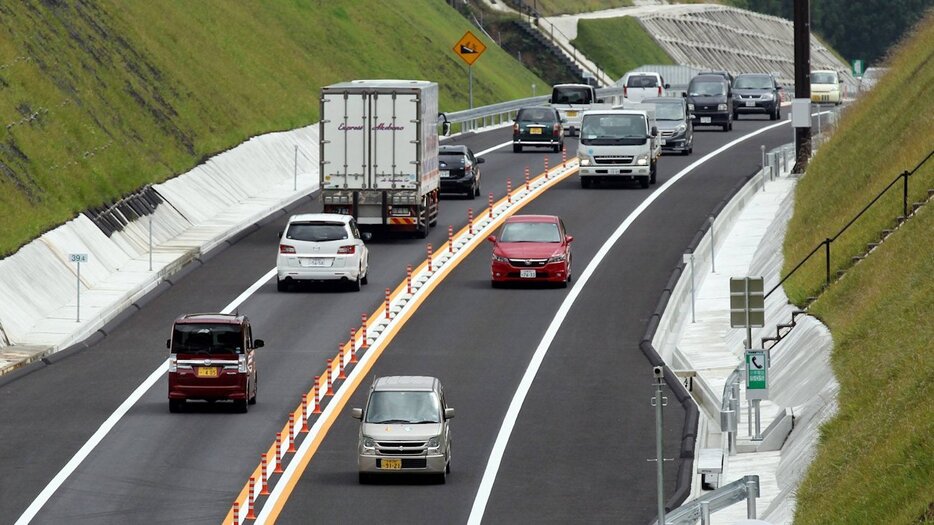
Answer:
[{"left": 276, "top": 213, "right": 370, "bottom": 291}]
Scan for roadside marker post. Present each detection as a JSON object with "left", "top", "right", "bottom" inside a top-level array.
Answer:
[{"left": 69, "top": 253, "right": 89, "bottom": 322}]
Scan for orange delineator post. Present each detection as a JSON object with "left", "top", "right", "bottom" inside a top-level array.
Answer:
[
  {"left": 507, "top": 178, "right": 512, "bottom": 204},
  {"left": 274, "top": 433, "right": 284, "bottom": 474},
  {"left": 246, "top": 476, "right": 257, "bottom": 519},
  {"left": 349, "top": 328, "right": 359, "bottom": 364},
  {"left": 524, "top": 166, "right": 530, "bottom": 189},
  {"left": 325, "top": 360, "right": 335, "bottom": 396},
  {"left": 468, "top": 208, "right": 474, "bottom": 235},
  {"left": 360, "top": 313, "right": 368, "bottom": 350},
  {"left": 337, "top": 344, "right": 347, "bottom": 380},
  {"left": 448, "top": 225, "right": 453, "bottom": 253},
  {"left": 300, "top": 393, "right": 310, "bottom": 432},
  {"left": 406, "top": 265, "right": 412, "bottom": 295},
  {"left": 311, "top": 378, "right": 322, "bottom": 414},
  {"left": 384, "top": 288, "right": 391, "bottom": 319},
  {"left": 544, "top": 155, "right": 549, "bottom": 174},
  {"left": 488, "top": 193, "right": 493, "bottom": 218},
  {"left": 287, "top": 414, "right": 297, "bottom": 453},
  {"left": 427, "top": 244, "right": 433, "bottom": 272},
  {"left": 562, "top": 148, "right": 567, "bottom": 167},
  {"left": 260, "top": 454, "right": 270, "bottom": 495},
  {"left": 232, "top": 501, "right": 240, "bottom": 524}
]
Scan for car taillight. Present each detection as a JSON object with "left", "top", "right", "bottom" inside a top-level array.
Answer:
[
  {"left": 238, "top": 355, "right": 247, "bottom": 373},
  {"left": 624, "top": 85, "right": 628, "bottom": 97},
  {"left": 279, "top": 244, "right": 296, "bottom": 254},
  {"left": 553, "top": 123, "right": 560, "bottom": 134},
  {"left": 658, "top": 86, "right": 662, "bottom": 96},
  {"left": 168, "top": 356, "right": 177, "bottom": 373},
  {"left": 513, "top": 123, "right": 519, "bottom": 134},
  {"left": 337, "top": 245, "right": 356, "bottom": 254}
]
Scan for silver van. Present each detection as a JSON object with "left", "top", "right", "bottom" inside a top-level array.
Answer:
[{"left": 352, "top": 376, "right": 454, "bottom": 483}]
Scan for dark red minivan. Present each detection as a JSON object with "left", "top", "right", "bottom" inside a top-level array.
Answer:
[{"left": 166, "top": 313, "right": 263, "bottom": 413}]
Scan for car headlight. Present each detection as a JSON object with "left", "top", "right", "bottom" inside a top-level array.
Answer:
[
  {"left": 687, "top": 103, "right": 694, "bottom": 111},
  {"left": 492, "top": 254, "right": 509, "bottom": 263},
  {"left": 362, "top": 436, "right": 376, "bottom": 451},
  {"left": 761, "top": 93, "right": 774, "bottom": 100},
  {"left": 675, "top": 124, "right": 687, "bottom": 133},
  {"left": 636, "top": 154, "right": 649, "bottom": 166},
  {"left": 427, "top": 436, "right": 441, "bottom": 449},
  {"left": 547, "top": 253, "right": 567, "bottom": 263},
  {"left": 717, "top": 103, "right": 728, "bottom": 111},
  {"left": 579, "top": 157, "right": 591, "bottom": 166}
]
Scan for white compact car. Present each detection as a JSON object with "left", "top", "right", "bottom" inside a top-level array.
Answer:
[
  {"left": 276, "top": 213, "right": 370, "bottom": 292},
  {"left": 810, "top": 70, "right": 843, "bottom": 105}
]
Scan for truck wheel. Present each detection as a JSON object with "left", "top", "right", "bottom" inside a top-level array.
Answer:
[
  {"left": 513, "top": 144, "right": 522, "bottom": 153},
  {"left": 580, "top": 177, "right": 591, "bottom": 189},
  {"left": 650, "top": 163, "right": 657, "bottom": 184},
  {"left": 640, "top": 177, "right": 650, "bottom": 189}
]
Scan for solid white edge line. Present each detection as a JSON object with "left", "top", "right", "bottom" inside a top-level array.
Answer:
[
  {"left": 466, "top": 119, "right": 790, "bottom": 524},
  {"left": 476, "top": 141, "right": 512, "bottom": 157},
  {"left": 15, "top": 268, "right": 277, "bottom": 524}
]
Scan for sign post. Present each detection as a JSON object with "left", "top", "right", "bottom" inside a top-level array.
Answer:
[
  {"left": 745, "top": 350, "right": 769, "bottom": 440},
  {"left": 453, "top": 31, "right": 486, "bottom": 110},
  {"left": 69, "top": 253, "right": 89, "bottom": 322},
  {"left": 730, "top": 277, "right": 766, "bottom": 440}
]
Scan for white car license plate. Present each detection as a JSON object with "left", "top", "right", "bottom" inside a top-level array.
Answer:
[
  {"left": 440, "top": 169, "right": 452, "bottom": 178},
  {"left": 519, "top": 269, "right": 536, "bottom": 278},
  {"left": 300, "top": 257, "right": 332, "bottom": 267},
  {"left": 745, "top": 101, "right": 755, "bottom": 107},
  {"left": 660, "top": 139, "right": 667, "bottom": 145},
  {"left": 700, "top": 117, "right": 711, "bottom": 124}
]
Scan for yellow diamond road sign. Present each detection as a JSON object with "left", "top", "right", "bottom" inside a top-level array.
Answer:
[{"left": 454, "top": 31, "right": 486, "bottom": 66}]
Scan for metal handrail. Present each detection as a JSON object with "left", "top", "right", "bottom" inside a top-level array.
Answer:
[
  {"left": 657, "top": 475, "right": 760, "bottom": 525},
  {"left": 765, "top": 148, "right": 934, "bottom": 298}
]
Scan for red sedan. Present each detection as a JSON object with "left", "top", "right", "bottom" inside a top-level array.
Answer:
[{"left": 488, "top": 215, "right": 573, "bottom": 288}]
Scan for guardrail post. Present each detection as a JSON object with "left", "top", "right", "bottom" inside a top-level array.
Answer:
[
  {"left": 746, "top": 477, "right": 758, "bottom": 518},
  {"left": 709, "top": 216, "right": 716, "bottom": 273},
  {"left": 700, "top": 500, "right": 711, "bottom": 524}
]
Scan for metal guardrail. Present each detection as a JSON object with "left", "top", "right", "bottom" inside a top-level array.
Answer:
[
  {"left": 657, "top": 475, "right": 761, "bottom": 525},
  {"left": 440, "top": 87, "right": 626, "bottom": 134}
]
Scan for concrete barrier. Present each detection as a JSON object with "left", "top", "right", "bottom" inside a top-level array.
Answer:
[{"left": 0, "top": 124, "right": 319, "bottom": 373}]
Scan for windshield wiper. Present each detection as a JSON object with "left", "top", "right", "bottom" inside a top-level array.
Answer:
[{"left": 370, "top": 419, "right": 410, "bottom": 424}]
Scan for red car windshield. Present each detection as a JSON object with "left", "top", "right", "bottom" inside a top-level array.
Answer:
[{"left": 500, "top": 222, "right": 561, "bottom": 243}]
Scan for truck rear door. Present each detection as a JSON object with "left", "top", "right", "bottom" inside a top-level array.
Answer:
[
  {"left": 370, "top": 92, "right": 420, "bottom": 191},
  {"left": 321, "top": 91, "right": 369, "bottom": 190}
]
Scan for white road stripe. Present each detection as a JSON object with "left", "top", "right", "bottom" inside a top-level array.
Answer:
[
  {"left": 466, "top": 120, "right": 790, "bottom": 524},
  {"left": 15, "top": 268, "right": 276, "bottom": 524}
]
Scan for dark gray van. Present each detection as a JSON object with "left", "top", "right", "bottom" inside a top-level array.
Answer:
[{"left": 687, "top": 75, "right": 733, "bottom": 131}]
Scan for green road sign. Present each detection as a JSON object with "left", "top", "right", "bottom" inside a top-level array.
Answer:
[
  {"left": 746, "top": 350, "right": 769, "bottom": 400},
  {"left": 730, "top": 277, "right": 764, "bottom": 328},
  {"left": 852, "top": 59, "right": 864, "bottom": 76}
]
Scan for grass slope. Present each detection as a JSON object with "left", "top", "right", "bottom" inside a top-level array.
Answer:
[
  {"left": 532, "top": 0, "right": 633, "bottom": 17},
  {"left": 571, "top": 17, "right": 674, "bottom": 79},
  {"left": 0, "top": 1, "right": 543, "bottom": 256},
  {"left": 786, "top": 12, "right": 934, "bottom": 524},
  {"left": 782, "top": 14, "right": 934, "bottom": 303}
]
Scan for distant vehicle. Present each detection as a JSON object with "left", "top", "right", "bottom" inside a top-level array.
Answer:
[
  {"left": 320, "top": 80, "right": 440, "bottom": 237},
  {"left": 642, "top": 97, "right": 693, "bottom": 155},
  {"left": 276, "top": 213, "right": 370, "bottom": 292},
  {"left": 352, "top": 376, "right": 454, "bottom": 484},
  {"left": 687, "top": 74, "right": 734, "bottom": 131},
  {"left": 578, "top": 107, "right": 660, "bottom": 188},
  {"left": 622, "top": 72, "right": 670, "bottom": 103},
  {"left": 810, "top": 70, "right": 842, "bottom": 105},
  {"left": 513, "top": 106, "right": 565, "bottom": 152},
  {"left": 549, "top": 83, "right": 605, "bottom": 136},
  {"left": 698, "top": 70, "right": 735, "bottom": 87},
  {"left": 166, "top": 313, "right": 264, "bottom": 413},
  {"left": 439, "top": 144, "right": 484, "bottom": 199},
  {"left": 488, "top": 214, "right": 573, "bottom": 287},
  {"left": 732, "top": 73, "right": 782, "bottom": 120},
  {"left": 858, "top": 67, "right": 887, "bottom": 92}
]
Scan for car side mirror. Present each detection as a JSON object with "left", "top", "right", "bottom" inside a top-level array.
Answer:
[
  {"left": 477, "top": 157, "right": 485, "bottom": 164},
  {"left": 277, "top": 231, "right": 283, "bottom": 239},
  {"left": 166, "top": 339, "right": 171, "bottom": 349},
  {"left": 777, "top": 85, "right": 783, "bottom": 90},
  {"left": 664, "top": 83, "right": 671, "bottom": 89},
  {"left": 351, "top": 408, "right": 363, "bottom": 419},
  {"left": 682, "top": 92, "right": 687, "bottom": 98},
  {"left": 444, "top": 408, "right": 455, "bottom": 419},
  {"left": 362, "top": 232, "right": 373, "bottom": 241},
  {"left": 566, "top": 235, "right": 574, "bottom": 243},
  {"left": 547, "top": 97, "right": 553, "bottom": 104},
  {"left": 254, "top": 339, "right": 264, "bottom": 348},
  {"left": 487, "top": 235, "right": 496, "bottom": 243},
  {"left": 439, "top": 113, "right": 451, "bottom": 136},
  {"left": 651, "top": 126, "right": 658, "bottom": 137},
  {"left": 597, "top": 98, "right": 606, "bottom": 103}
]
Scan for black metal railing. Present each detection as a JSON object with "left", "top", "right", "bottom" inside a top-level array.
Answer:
[{"left": 765, "top": 149, "right": 934, "bottom": 299}]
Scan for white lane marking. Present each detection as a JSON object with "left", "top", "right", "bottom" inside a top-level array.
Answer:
[
  {"left": 476, "top": 141, "right": 512, "bottom": 157},
  {"left": 15, "top": 268, "right": 277, "bottom": 524},
  {"left": 467, "top": 120, "right": 790, "bottom": 524}
]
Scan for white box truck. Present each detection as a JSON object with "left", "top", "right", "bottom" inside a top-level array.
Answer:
[
  {"left": 577, "top": 108, "right": 660, "bottom": 189},
  {"left": 320, "top": 80, "right": 440, "bottom": 237}
]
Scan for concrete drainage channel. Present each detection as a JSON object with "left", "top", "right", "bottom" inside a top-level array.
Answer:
[{"left": 224, "top": 161, "right": 578, "bottom": 525}]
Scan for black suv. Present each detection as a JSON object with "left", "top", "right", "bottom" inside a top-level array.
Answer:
[
  {"left": 687, "top": 74, "right": 733, "bottom": 131},
  {"left": 732, "top": 74, "right": 782, "bottom": 120},
  {"left": 439, "top": 145, "right": 483, "bottom": 199}
]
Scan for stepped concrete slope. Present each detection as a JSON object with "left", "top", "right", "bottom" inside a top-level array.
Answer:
[
  {"left": 654, "top": 149, "right": 839, "bottom": 522},
  {"left": 543, "top": 3, "right": 855, "bottom": 91},
  {"left": 0, "top": 126, "right": 318, "bottom": 373}
]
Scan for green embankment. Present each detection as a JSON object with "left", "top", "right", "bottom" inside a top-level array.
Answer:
[
  {"left": 0, "top": 1, "right": 543, "bottom": 256},
  {"left": 786, "top": 13, "right": 934, "bottom": 524},
  {"left": 570, "top": 17, "right": 674, "bottom": 80}
]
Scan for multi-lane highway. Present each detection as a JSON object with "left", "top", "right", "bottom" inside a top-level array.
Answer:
[{"left": 0, "top": 116, "right": 791, "bottom": 524}]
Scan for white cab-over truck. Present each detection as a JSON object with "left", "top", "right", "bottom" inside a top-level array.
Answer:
[
  {"left": 549, "top": 83, "right": 610, "bottom": 137},
  {"left": 577, "top": 107, "right": 661, "bottom": 189},
  {"left": 320, "top": 80, "right": 440, "bottom": 237}
]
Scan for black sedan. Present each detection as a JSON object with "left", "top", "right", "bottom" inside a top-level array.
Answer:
[{"left": 439, "top": 144, "right": 483, "bottom": 199}]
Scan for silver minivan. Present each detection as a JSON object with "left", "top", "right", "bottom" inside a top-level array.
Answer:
[{"left": 352, "top": 376, "right": 454, "bottom": 483}]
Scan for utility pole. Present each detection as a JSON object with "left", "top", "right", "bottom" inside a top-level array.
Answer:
[{"left": 793, "top": 0, "right": 811, "bottom": 173}]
